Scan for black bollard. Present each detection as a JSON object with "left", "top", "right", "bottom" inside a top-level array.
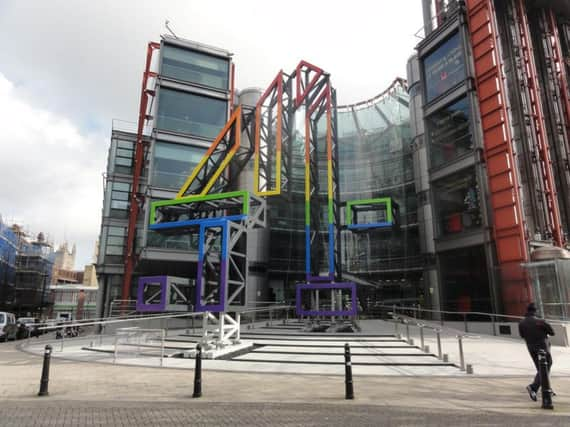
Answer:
[
  {"left": 538, "top": 349, "right": 553, "bottom": 410},
  {"left": 192, "top": 344, "right": 202, "bottom": 398},
  {"left": 38, "top": 344, "right": 52, "bottom": 397},
  {"left": 344, "top": 343, "right": 354, "bottom": 400}
]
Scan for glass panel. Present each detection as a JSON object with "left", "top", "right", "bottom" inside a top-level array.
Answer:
[
  {"left": 112, "top": 182, "right": 130, "bottom": 192},
  {"left": 354, "top": 105, "right": 387, "bottom": 133},
  {"left": 440, "top": 246, "right": 492, "bottom": 314},
  {"left": 162, "top": 44, "right": 229, "bottom": 90},
  {"left": 337, "top": 110, "right": 358, "bottom": 138},
  {"left": 107, "top": 236, "right": 124, "bottom": 246},
  {"left": 117, "top": 140, "right": 134, "bottom": 149},
  {"left": 108, "top": 226, "right": 126, "bottom": 237},
  {"left": 151, "top": 141, "right": 206, "bottom": 189},
  {"left": 156, "top": 88, "right": 227, "bottom": 139},
  {"left": 147, "top": 230, "right": 200, "bottom": 251},
  {"left": 110, "top": 182, "right": 130, "bottom": 218},
  {"left": 116, "top": 157, "right": 132, "bottom": 167},
  {"left": 424, "top": 32, "right": 466, "bottom": 102},
  {"left": 428, "top": 97, "right": 473, "bottom": 168},
  {"left": 433, "top": 168, "right": 481, "bottom": 236},
  {"left": 116, "top": 148, "right": 132, "bottom": 157},
  {"left": 106, "top": 245, "right": 123, "bottom": 255}
]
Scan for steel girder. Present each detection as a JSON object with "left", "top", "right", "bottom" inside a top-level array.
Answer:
[{"left": 254, "top": 71, "right": 294, "bottom": 196}]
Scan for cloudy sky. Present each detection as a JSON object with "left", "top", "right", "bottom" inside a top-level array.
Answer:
[{"left": 0, "top": 0, "right": 423, "bottom": 268}]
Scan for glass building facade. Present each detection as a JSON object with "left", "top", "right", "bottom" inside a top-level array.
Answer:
[{"left": 266, "top": 81, "right": 422, "bottom": 305}]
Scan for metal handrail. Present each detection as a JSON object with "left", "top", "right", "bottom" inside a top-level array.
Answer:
[
  {"left": 376, "top": 303, "right": 569, "bottom": 325},
  {"left": 390, "top": 312, "right": 476, "bottom": 372},
  {"left": 36, "top": 304, "right": 293, "bottom": 332}
]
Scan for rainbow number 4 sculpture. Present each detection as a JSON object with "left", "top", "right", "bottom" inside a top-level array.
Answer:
[{"left": 146, "top": 60, "right": 359, "bottom": 331}]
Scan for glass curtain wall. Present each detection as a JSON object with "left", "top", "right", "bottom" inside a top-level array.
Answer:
[{"left": 267, "top": 81, "right": 419, "bottom": 304}]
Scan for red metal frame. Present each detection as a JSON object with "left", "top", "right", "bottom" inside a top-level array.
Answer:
[
  {"left": 295, "top": 61, "right": 324, "bottom": 108},
  {"left": 122, "top": 41, "right": 160, "bottom": 301},
  {"left": 466, "top": 0, "right": 530, "bottom": 314},
  {"left": 514, "top": 0, "right": 564, "bottom": 247}
]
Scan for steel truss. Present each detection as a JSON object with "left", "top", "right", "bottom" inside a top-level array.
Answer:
[
  {"left": 254, "top": 71, "right": 294, "bottom": 196},
  {"left": 533, "top": 9, "right": 570, "bottom": 244},
  {"left": 509, "top": 0, "right": 564, "bottom": 247}
]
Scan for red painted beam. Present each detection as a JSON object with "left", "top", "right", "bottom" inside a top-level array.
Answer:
[
  {"left": 465, "top": 0, "right": 530, "bottom": 315},
  {"left": 122, "top": 41, "right": 160, "bottom": 302}
]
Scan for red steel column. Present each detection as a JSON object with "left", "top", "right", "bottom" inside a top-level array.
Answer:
[
  {"left": 122, "top": 42, "right": 160, "bottom": 301},
  {"left": 465, "top": 0, "right": 530, "bottom": 315}
]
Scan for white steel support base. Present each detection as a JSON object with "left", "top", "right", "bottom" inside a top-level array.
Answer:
[{"left": 189, "top": 311, "right": 252, "bottom": 359}]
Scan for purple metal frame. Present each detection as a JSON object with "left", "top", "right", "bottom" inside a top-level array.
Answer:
[
  {"left": 136, "top": 276, "right": 168, "bottom": 312},
  {"left": 295, "top": 282, "right": 357, "bottom": 317}
]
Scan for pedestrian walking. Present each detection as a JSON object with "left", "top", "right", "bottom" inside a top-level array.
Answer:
[{"left": 518, "top": 303, "right": 555, "bottom": 401}]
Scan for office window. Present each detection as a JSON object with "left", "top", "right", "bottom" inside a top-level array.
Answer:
[
  {"left": 151, "top": 141, "right": 205, "bottom": 189},
  {"left": 162, "top": 44, "right": 229, "bottom": 90},
  {"left": 114, "top": 140, "right": 134, "bottom": 174},
  {"left": 424, "top": 32, "right": 466, "bottom": 102},
  {"left": 433, "top": 168, "right": 481, "bottom": 236},
  {"left": 110, "top": 182, "right": 131, "bottom": 219},
  {"left": 103, "top": 226, "right": 126, "bottom": 264},
  {"left": 427, "top": 97, "right": 473, "bottom": 168},
  {"left": 156, "top": 88, "right": 227, "bottom": 139}
]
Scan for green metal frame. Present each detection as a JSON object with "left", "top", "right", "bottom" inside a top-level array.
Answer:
[{"left": 346, "top": 197, "right": 393, "bottom": 226}]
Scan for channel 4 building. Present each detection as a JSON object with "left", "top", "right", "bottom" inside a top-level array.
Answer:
[{"left": 96, "top": 0, "right": 570, "bottom": 323}]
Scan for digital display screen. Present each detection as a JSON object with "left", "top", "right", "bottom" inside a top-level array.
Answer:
[{"left": 424, "top": 32, "right": 466, "bottom": 102}]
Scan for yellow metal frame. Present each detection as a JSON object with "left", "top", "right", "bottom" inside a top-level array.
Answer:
[{"left": 176, "top": 106, "right": 242, "bottom": 199}]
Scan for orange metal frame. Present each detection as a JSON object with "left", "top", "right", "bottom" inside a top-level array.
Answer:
[{"left": 466, "top": 0, "right": 530, "bottom": 314}]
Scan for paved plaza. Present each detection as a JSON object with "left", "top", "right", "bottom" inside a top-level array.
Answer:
[{"left": 2, "top": 319, "right": 570, "bottom": 425}]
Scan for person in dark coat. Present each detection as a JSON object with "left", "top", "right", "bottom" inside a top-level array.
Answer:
[{"left": 518, "top": 302, "right": 555, "bottom": 401}]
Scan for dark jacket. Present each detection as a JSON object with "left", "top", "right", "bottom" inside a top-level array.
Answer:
[{"left": 518, "top": 314, "right": 555, "bottom": 353}]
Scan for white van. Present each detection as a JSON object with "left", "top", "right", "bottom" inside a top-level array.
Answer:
[{"left": 0, "top": 312, "right": 17, "bottom": 342}]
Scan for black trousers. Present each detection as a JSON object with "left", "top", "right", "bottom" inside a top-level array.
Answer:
[{"left": 529, "top": 350, "right": 552, "bottom": 392}]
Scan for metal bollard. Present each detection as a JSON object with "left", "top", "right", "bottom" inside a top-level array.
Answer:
[
  {"left": 394, "top": 319, "right": 399, "bottom": 339},
  {"left": 405, "top": 321, "right": 410, "bottom": 344},
  {"left": 419, "top": 325, "right": 425, "bottom": 351},
  {"left": 344, "top": 343, "right": 354, "bottom": 400},
  {"left": 538, "top": 350, "right": 553, "bottom": 410},
  {"left": 436, "top": 330, "right": 442, "bottom": 360},
  {"left": 457, "top": 336, "right": 465, "bottom": 371},
  {"left": 192, "top": 344, "right": 202, "bottom": 398},
  {"left": 38, "top": 345, "right": 52, "bottom": 396}
]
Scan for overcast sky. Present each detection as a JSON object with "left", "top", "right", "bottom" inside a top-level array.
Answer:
[{"left": 0, "top": 0, "right": 423, "bottom": 269}]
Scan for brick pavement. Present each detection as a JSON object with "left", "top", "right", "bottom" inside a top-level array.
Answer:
[{"left": 0, "top": 401, "right": 569, "bottom": 427}]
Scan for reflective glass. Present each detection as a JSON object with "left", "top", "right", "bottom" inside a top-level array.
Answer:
[
  {"left": 156, "top": 88, "right": 227, "bottom": 139},
  {"left": 354, "top": 105, "right": 387, "bottom": 133},
  {"left": 162, "top": 44, "right": 229, "bottom": 90},
  {"left": 151, "top": 141, "right": 206, "bottom": 189},
  {"left": 428, "top": 97, "right": 473, "bottom": 168},
  {"left": 433, "top": 168, "right": 482, "bottom": 236}
]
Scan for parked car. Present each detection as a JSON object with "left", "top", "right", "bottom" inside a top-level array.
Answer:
[
  {"left": 0, "top": 312, "right": 18, "bottom": 342},
  {"left": 17, "top": 317, "right": 40, "bottom": 338}
]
